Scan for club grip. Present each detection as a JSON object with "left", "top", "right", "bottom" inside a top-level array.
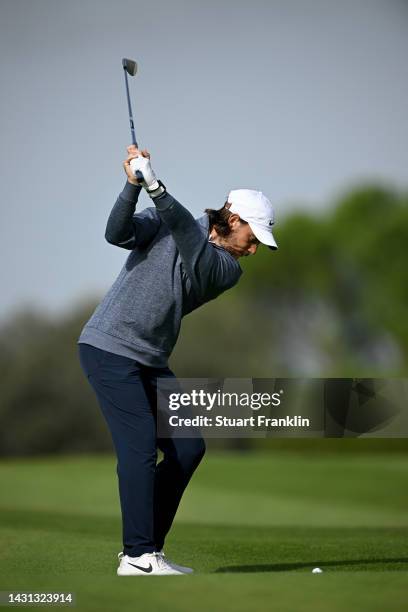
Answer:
[{"left": 135, "top": 170, "right": 144, "bottom": 183}]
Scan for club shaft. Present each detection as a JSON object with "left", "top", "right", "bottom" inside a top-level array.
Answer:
[
  {"left": 123, "top": 64, "right": 144, "bottom": 183},
  {"left": 123, "top": 69, "right": 138, "bottom": 147}
]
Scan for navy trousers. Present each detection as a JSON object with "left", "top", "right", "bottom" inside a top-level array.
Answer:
[{"left": 78, "top": 343, "right": 205, "bottom": 557}]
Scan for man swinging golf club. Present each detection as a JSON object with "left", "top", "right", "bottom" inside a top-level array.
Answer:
[{"left": 77, "top": 145, "right": 278, "bottom": 576}]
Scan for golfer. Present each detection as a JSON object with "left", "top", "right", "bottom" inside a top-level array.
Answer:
[{"left": 77, "top": 145, "right": 278, "bottom": 576}]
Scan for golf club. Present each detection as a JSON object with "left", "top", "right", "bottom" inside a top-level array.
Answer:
[{"left": 122, "top": 57, "right": 144, "bottom": 184}]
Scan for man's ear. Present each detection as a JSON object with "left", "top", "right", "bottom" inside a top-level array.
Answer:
[{"left": 228, "top": 213, "right": 241, "bottom": 228}]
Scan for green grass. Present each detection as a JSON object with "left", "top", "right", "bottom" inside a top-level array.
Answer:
[{"left": 0, "top": 452, "right": 407, "bottom": 611}]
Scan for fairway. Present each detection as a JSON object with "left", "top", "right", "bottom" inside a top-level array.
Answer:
[{"left": 0, "top": 451, "right": 407, "bottom": 611}]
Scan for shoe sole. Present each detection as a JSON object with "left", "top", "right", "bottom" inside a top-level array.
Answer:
[{"left": 117, "top": 569, "right": 186, "bottom": 576}]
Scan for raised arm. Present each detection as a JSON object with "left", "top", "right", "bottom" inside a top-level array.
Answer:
[
  {"left": 105, "top": 147, "right": 161, "bottom": 250},
  {"left": 105, "top": 181, "right": 161, "bottom": 250},
  {"left": 105, "top": 181, "right": 141, "bottom": 248}
]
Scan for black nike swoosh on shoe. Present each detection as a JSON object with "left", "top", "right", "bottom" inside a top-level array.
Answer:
[{"left": 128, "top": 562, "right": 153, "bottom": 573}]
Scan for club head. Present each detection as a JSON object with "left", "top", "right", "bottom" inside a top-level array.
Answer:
[{"left": 122, "top": 58, "right": 137, "bottom": 76}]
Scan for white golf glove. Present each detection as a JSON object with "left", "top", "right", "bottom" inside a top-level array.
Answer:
[{"left": 129, "top": 156, "right": 160, "bottom": 191}]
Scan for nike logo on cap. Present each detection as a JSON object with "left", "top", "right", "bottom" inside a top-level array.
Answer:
[
  {"left": 268, "top": 220, "right": 273, "bottom": 226},
  {"left": 128, "top": 562, "right": 153, "bottom": 573}
]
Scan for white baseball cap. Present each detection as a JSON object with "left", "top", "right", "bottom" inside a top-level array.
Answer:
[{"left": 227, "top": 189, "right": 278, "bottom": 250}]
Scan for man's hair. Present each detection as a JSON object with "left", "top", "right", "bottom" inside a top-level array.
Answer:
[{"left": 205, "top": 201, "right": 248, "bottom": 237}]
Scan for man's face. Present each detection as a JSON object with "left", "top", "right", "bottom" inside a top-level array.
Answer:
[{"left": 222, "top": 216, "right": 260, "bottom": 258}]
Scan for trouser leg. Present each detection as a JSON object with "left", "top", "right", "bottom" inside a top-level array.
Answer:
[
  {"left": 78, "top": 344, "right": 157, "bottom": 557},
  {"left": 141, "top": 366, "right": 206, "bottom": 550},
  {"left": 154, "top": 436, "right": 206, "bottom": 550}
]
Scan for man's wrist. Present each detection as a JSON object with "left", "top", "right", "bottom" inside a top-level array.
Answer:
[{"left": 145, "top": 179, "right": 166, "bottom": 198}]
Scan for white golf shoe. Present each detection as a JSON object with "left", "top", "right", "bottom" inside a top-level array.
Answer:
[
  {"left": 117, "top": 551, "right": 189, "bottom": 576},
  {"left": 157, "top": 550, "right": 194, "bottom": 574}
]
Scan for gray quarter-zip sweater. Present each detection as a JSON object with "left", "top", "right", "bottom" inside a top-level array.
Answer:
[{"left": 77, "top": 181, "right": 242, "bottom": 367}]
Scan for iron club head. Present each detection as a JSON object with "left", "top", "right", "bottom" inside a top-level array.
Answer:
[{"left": 122, "top": 58, "right": 137, "bottom": 76}]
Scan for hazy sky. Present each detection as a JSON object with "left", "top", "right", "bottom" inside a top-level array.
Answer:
[{"left": 1, "top": 0, "right": 407, "bottom": 321}]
